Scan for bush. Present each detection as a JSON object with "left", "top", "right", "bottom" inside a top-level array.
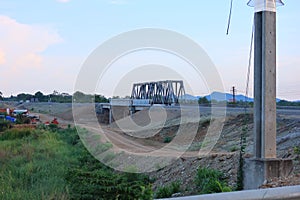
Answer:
[
  {"left": 230, "top": 145, "right": 239, "bottom": 152},
  {"left": 195, "top": 167, "right": 231, "bottom": 194},
  {"left": 294, "top": 146, "right": 300, "bottom": 155},
  {"left": 58, "top": 126, "right": 80, "bottom": 145},
  {"left": 48, "top": 123, "right": 59, "bottom": 131},
  {"left": 16, "top": 115, "right": 31, "bottom": 124},
  {"left": 163, "top": 136, "right": 172, "bottom": 143},
  {"left": 0, "top": 120, "right": 11, "bottom": 132},
  {"left": 155, "top": 181, "right": 181, "bottom": 198}
]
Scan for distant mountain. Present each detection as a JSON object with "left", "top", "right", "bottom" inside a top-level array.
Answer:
[
  {"left": 180, "top": 94, "right": 199, "bottom": 101},
  {"left": 181, "top": 92, "right": 282, "bottom": 102},
  {"left": 202, "top": 91, "right": 253, "bottom": 102}
]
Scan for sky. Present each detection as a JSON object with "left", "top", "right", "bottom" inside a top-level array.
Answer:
[{"left": 0, "top": 0, "right": 299, "bottom": 100}]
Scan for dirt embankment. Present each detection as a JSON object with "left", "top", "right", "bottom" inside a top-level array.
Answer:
[
  {"left": 10, "top": 102, "right": 300, "bottom": 193},
  {"left": 149, "top": 153, "right": 240, "bottom": 195}
]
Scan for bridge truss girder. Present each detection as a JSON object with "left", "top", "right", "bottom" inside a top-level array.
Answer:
[{"left": 131, "top": 80, "right": 186, "bottom": 105}]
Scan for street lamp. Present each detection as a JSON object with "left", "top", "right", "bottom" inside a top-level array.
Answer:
[{"left": 247, "top": 0, "right": 284, "bottom": 12}]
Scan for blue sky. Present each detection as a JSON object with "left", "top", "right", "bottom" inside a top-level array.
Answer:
[{"left": 0, "top": 0, "right": 299, "bottom": 100}]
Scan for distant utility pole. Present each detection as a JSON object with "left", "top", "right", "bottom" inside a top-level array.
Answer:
[{"left": 231, "top": 86, "right": 236, "bottom": 103}]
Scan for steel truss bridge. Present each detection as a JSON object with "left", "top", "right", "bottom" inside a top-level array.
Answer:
[{"left": 130, "top": 80, "right": 186, "bottom": 105}]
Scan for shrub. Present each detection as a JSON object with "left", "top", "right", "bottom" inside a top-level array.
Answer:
[
  {"left": 16, "top": 115, "right": 31, "bottom": 124},
  {"left": 195, "top": 167, "right": 231, "bottom": 194},
  {"left": 230, "top": 145, "right": 239, "bottom": 152},
  {"left": 0, "top": 120, "right": 11, "bottom": 132},
  {"left": 48, "top": 123, "right": 59, "bottom": 131},
  {"left": 294, "top": 146, "right": 300, "bottom": 155},
  {"left": 155, "top": 181, "right": 181, "bottom": 198},
  {"left": 163, "top": 136, "right": 172, "bottom": 143},
  {"left": 57, "top": 126, "right": 79, "bottom": 145}
]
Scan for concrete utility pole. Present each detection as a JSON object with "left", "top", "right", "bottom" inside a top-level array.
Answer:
[
  {"left": 244, "top": 0, "right": 293, "bottom": 189},
  {"left": 253, "top": 0, "right": 277, "bottom": 160}
]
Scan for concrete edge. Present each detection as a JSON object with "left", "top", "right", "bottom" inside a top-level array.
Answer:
[{"left": 158, "top": 185, "right": 300, "bottom": 200}]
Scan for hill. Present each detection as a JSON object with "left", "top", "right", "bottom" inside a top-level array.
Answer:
[{"left": 181, "top": 92, "right": 283, "bottom": 102}]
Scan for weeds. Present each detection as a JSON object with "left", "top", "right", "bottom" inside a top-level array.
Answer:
[
  {"left": 195, "top": 167, "right": 231, "bottom": 194},
  {"left": 230, "top": 145, "right": 239, "bottom": 152},
  {"left": 155, "top": 181, "right": 181, "bottom": 198},
  {"left": 294, "top": 146, "right": 300, "bottom": 155}
]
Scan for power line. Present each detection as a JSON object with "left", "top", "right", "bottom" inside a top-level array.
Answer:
[
  {"left": 244, "top": 19, "right": 254, "bottom": 104},
  {"left": 226, "top": 0, "right": 234, "bottom": 35}
]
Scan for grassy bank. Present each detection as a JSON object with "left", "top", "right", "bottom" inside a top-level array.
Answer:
[
  {"left": 0, "top": 126, "right": 152, "bottom": 200},
  {"left": 0, "top": 123, "right": 234, "bottom": 199},
  {"left": 0, "top": 128, "right": 71, "bottom": 199}
]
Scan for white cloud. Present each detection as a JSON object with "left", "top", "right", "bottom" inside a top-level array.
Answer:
[{"left": 0, "top": 15, "right": 63, "bottom": 95}]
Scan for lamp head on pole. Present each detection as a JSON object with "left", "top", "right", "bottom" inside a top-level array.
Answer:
[{"left": 247, "top": 0, "right": 284, "bottom": 12}]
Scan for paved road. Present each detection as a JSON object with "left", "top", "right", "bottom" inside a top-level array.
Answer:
[{"left": 159, "top": 105, "right": 300, "bottom": 117}]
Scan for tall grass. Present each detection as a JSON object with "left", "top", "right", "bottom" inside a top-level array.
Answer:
[
  {"left": 0, "top": 126, "right": 153, "bottom": 200},
  {"left": 0, "top": 128, "right": 72, "bottom": 200},
  {"left": 0, "top": 128, "right": 32, "bottom": 140}
]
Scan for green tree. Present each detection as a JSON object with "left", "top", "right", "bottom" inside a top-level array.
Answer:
[
  {"left": 34, "top": 91, "right": 44, "bottom": 102},
  {"left": 17, "top": 93, "right": 32, "bottom": 101},
  {"left": 0, "top": 91, "right": 3, "bottom": 100},
  {"left": 198, "top": 97, "right": 209, "bottom": 105},
  {"left": 277, "top": 100, "right": 300, "bottom": 107},
  {"left": 95, "top": 94, "right": 109, "bottom": 103},
  {"left": 53, "top": 90, "right": 59, "bottom": 96},
  {"left": 73, "top": 91, "right": 95, "bottom": 103}
]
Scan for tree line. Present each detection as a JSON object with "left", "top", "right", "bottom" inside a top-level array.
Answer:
[
  {"left": 1, "top": 90, "right": 299, "bottom": 106},
  {"left": 197, "top": 96, "right": 300, "bottom": 107},
  {"left": 0, "top": 91, "right": 109, "bottom": 103}
]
